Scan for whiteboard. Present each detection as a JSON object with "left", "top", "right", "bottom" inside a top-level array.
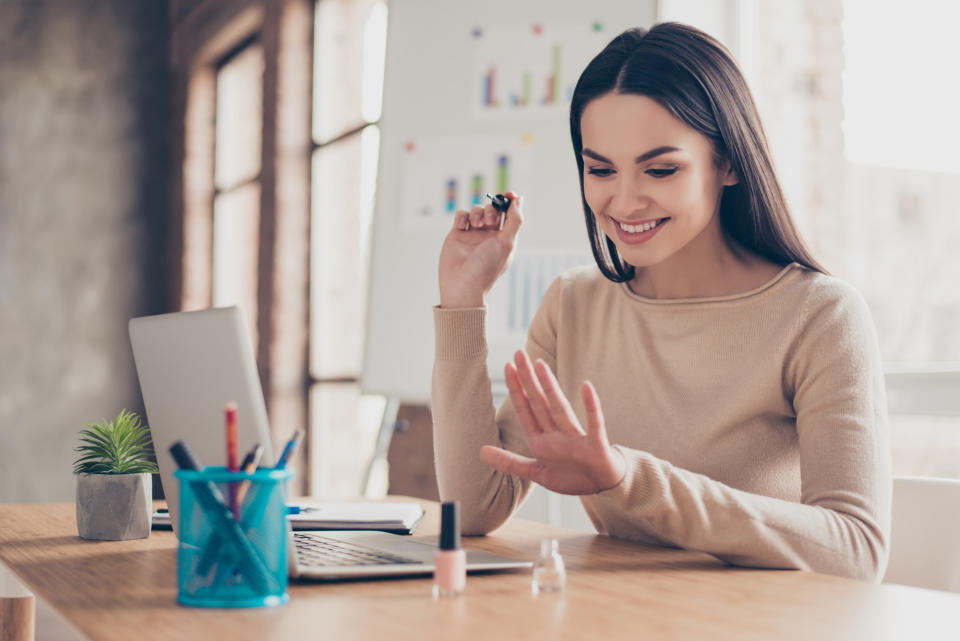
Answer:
[{"left": 363, "top": 0, "right": 658, "bottom": 403}]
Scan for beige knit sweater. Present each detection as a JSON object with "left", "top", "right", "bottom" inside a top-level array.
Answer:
[{"left": 432, "top": 262, "right": 891, "bottom": 581}]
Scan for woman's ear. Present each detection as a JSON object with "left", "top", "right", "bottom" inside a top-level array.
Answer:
[{"left": 720, "top": 157, "right": 739, "bottom": 187}]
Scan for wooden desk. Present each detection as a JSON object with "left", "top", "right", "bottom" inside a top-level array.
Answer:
[{"left": 1, "top": 500, "right": 957, "bottom": 641}]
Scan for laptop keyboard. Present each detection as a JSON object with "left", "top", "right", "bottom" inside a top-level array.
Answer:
[{"left": 294, "top": 532, "right": 422, "bottom": 567}]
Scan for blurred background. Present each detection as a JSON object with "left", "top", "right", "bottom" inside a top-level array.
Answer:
[{"left": 1, "top": 0, "right": 958, "bottom": 518}]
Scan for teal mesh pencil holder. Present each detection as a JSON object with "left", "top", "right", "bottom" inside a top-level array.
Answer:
[{"left": 175, "top": 466, "right": 292, "bottom": 608}]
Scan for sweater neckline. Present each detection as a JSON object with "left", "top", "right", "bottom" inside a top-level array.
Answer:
[{"left": 618, "top": 262, "right": 803, "bottom": 306}]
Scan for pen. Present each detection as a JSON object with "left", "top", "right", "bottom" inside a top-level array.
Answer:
[
  {"left": 274, "top": 429, "right": 304, "bottom": 470},
  {"left": 234, "top": 444, "right": 265, "bottom": 508},
  {"left": 284, "top": 506, "right": 322, "bottom": 515},
  {"left": 225, "top": 402, "right": 240, "bottom": 521},
  {"left": 239, "top": 443, "right": 263, "bottom": 472}
]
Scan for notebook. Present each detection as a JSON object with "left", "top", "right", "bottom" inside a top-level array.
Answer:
[
  {"left": 152, "top": 501, "right": 425, "bottom": 534},
  {"left": 129, "top": 306, "right": 532, "bottom": 579}
]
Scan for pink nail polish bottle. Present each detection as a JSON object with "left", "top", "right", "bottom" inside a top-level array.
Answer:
[{"left": 433, "top": 501, "right": 466, "bottom": 598}]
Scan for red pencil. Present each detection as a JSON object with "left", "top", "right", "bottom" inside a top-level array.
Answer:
[{"left": 225, "top": 402, "right": 239, "bottom": 520}]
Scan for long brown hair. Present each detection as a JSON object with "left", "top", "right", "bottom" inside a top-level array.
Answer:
[{"left": 570, "top": 23, "right": 827, "bottom": 281}]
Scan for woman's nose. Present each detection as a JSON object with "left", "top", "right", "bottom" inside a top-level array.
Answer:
[{"left": 610, "top": 177, "right": 652, "bottom": 216}]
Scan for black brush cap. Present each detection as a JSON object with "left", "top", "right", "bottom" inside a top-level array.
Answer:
[
  {"left": 439, "top": 501, "right": 461, "bottom": 550},
  {"left": 486, "top": 192, "right": 511, "bottom": 213}
]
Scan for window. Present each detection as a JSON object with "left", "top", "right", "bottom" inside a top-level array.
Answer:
[
  {"left": 840, "top": 0, "right": 960, "bottom": 478},
  {"left": 739, "top": 0, "right": 960, "bottom": 479},
  {"left": 840, "top": 0, "right": 960, "bottom": 362},
  {"left": 213, "top": 39, "right": 264, "bottom": 353},
  {"left": 309, "top": 0, "right": 389, "bottom": 498},
  {"left": 173, "top": 2, "right": 313, "bottom": 494}
]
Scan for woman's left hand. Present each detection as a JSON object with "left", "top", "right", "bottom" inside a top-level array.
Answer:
[{"left": 480, "top": 350, "right": 626, "bottom": 495}]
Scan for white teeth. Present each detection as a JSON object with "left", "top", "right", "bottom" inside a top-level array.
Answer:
[{"left": 618, "top": 219, "right": 662, "bottom": 233}]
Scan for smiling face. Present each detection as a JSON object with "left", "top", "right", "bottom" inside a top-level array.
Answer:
[{"left": 580, "top": 92, "right": 738, "bottom": 270}]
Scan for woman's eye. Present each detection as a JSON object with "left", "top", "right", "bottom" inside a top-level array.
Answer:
[
  {"left": 646, "top": 167, "right": 678, "bottom": 178},
  {"left": 587, "top": 168, "right": 614, "bottom": 177}
]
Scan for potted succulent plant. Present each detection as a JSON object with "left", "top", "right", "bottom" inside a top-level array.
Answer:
[{"left": 73, "top": 409, "right": 158, "bottom": 541}]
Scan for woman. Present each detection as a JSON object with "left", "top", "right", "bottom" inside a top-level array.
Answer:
[{"left": 432, "top": 23, "right": 890, "bottom": 580}]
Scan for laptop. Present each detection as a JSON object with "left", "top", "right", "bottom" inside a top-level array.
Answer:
[{"left": 129, "top": 306, "right": 531, "bottom": 579}]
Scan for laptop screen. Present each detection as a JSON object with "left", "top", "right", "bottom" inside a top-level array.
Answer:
[{"left": 129, "top": 306, "right": 276, "bottom": 537}]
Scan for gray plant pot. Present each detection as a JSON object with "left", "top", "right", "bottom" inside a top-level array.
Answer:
[{"left": 75, "top": 473, "right": 152, "bottom": 541}]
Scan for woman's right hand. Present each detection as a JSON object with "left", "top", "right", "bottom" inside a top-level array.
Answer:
[{"left": 438, "top": 191, "right": 524, "bottom": 308}]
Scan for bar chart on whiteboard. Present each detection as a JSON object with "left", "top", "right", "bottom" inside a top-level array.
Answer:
[
  {"left": 399, "top": 135, "right": 533, "bottom": 230},
  {"left": 486, "top": 249, "right": 592, "bottom": 344},
  {"left": 470, "top": 22, "right": 610, "bottom": 118}
]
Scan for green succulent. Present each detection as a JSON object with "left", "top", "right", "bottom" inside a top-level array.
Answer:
[{"left": 73, "top": 409, "right": 159, "bottom": 475}]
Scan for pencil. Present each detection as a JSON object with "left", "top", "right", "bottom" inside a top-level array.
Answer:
[
  {"left": 225, "top": 402, "right": 239, "bottom": 520},
  {"left": 234, "top": 444, "right": 265, "bottom": 508}
]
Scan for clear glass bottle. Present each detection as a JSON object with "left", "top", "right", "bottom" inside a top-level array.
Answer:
[{"left": 532, "top": 538, "right": 566, "bottom": 595}]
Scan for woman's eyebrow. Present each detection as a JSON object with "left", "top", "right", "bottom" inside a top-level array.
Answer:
[{"left": 582, "top": 145, "right": 683, "bottom": 164}]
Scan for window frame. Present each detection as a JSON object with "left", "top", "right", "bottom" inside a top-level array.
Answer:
[{"left": 171, "top": 0, "right": 314, "bottom": 495}]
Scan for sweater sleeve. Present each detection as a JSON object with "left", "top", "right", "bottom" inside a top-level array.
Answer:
[
  {"left": 431, "top": 278, "right": 563, "bottom": 535},
  {"left": 585, "top": 284, "right": 892, "bottom": 581}
]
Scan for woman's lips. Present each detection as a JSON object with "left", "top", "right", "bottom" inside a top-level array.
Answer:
[{"left": 611, "top": 216, "right": 669, "bottom": 245}]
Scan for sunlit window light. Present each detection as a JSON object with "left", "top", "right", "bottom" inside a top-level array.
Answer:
[
  {"left": 362, "top": 2, "right": 388, "bottom": 123},
  {"left": 359, "top": 124, "right": 380, "bottom": 249},
  {"left": 842, "top": 0, "right": 960, "bottom": 173}
]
